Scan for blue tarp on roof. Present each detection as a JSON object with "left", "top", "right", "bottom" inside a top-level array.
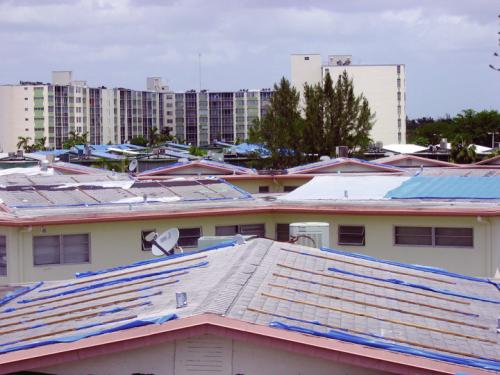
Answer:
[
  {"left": 385, "top": 176, "right": 500, "bottom": 199},
  {"left": 233, "top": 143, "right": 269, "bottom": 156}
]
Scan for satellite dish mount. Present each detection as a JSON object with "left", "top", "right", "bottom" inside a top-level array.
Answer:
[{"left": 145, "top": 228, "right": 182, "bottom": 257}]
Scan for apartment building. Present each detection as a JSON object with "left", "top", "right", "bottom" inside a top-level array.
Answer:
[
  {"left": 173, "top": 89, "right": 272, "bottom": 146},
  {"left": 291, "top": 54, "right": 406, "bottom": 146},
  {"left": 0, "top": 72, "right": 175, "bottom": 152}
]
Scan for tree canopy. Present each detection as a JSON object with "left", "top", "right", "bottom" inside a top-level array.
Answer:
[
  {"left": 407, "top": 110, "right": 500, "bottom": 148},
  {"left": 250, "top": 71, "right": 374, "bottom": 168}
]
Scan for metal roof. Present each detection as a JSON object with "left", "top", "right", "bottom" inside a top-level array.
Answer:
[
  {"left": 0, "top": 239, "right": 498, "bottom": 371},
  {"left": 385, "top": 176, "right": 500, "bottom": 199}
]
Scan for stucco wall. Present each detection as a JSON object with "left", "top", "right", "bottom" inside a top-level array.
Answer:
[
  {"left": 38, "top": 334, "right": 386, "bottom": 375},
  {"left": 2, "top": 211, "right": 496, "bottom": 283}
]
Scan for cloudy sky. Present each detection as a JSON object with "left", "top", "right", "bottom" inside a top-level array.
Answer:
[{"left": 0, "top": 0, "right": 498, "bottom": 118}]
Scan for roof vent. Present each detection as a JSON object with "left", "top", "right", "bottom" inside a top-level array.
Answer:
[
  {"left": 176, "top": 292, "right": 188, "bottom": 308},
  {"left": 40, "top": 160, "right": 49, "bottom": 172}
]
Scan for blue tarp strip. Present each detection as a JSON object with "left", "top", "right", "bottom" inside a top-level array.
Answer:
[
  {"left": 0, "top": 282, "right": 43, "bottom": 307},
  {"left": 328, "top": 266, "right": 500, "bottom": 304},
  {"left": 75, "top": 239, "right": 238, "bottom": 278},
  {"left": 0, "top": 313, "right": 177, "bottom": 354},
  {"left": 320, "top": 246, "right": 495, "bottom": 285},
  {"left": 269, "top": 322, "right": 500, "bottom": 371},
  {"left": 20, "top": 262, "right": 206, "bottom": 303}
]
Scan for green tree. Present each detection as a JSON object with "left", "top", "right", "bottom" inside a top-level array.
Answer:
[
  {"left": 304, "top": 71, "right": 374, "bottom": 156},
  {"left": 450, "top": 137, "right": 477, "bottom": 164},
  {"left": 250, "top": 77, "right": 304, "bottom": 168},
  {"left": 33, "top": 137, "right": 47, "bottom": 151},
  {"left": 189, "top": 145, "right": 207, "bottom": 157},
  {"left": 130, "top": 136, "right": 148, "bottom": 147},
  {"left": 303, "top": 83, "right": 325, "bottom": 158},
  {"left": 63, "top": 131, "right": 88, "bottom": 149},
  {"left": 16, "top": 136, "right": 32, "bottom": 151}
]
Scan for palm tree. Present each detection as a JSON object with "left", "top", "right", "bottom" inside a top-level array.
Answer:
[
  {"left": 16, "top": 136, "right": 32, "bottom": 151},
  {"left": 148, "top": 126, "right": 159, "bottom": 146},
  {"left": 34, "top": 136, "right": 47, "bottom": 151},
  {"left": 450, "top": 137, "right": 477, "bottom": 164}
]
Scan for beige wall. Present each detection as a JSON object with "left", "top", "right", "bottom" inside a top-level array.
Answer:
[
  {"left": 38, "top": 333, "right": 385, "bottom": 375},
  {"left": 229, "top": 178, "right": 309, "bottom": 194},
  {"left": 2, "top": 211, "right": 497, "bottom": 284}
]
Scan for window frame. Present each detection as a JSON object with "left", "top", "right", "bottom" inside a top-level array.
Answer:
[
  {"left": 393, "top": 226, "right": 473, "bottom": 248},
  {"left": 338, "top": 225, "right": 365, "bottom": 246},
  {"left": 215, "top": 223, "right": 266, "bottom": 238},
  {"left": 275, "top": 224, "right": 290, "bottom": 242},
  {"left": 33, "top": 233, "right": 91, "bottom": 266},
  {"left": 258, "top": 185, "right": 270, "bottom": 193},
  {"left": 0, "top": 235, "right": 6, "bottom": 276},
  {"left": 141, "top": 229, "right": 156, "bottom": 252},
  {"left": 178, "top": 227, "right": 202, "bottom": 248}
]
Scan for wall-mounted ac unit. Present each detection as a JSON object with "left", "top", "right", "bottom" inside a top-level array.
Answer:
[{"left": 289, "top": 222, "right": 330, "bottom": 248}]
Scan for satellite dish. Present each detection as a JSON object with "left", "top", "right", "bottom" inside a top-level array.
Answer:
[
  {"left": 128, "top": 159, "right": 138, "bottom": 172},
  {"left": 151, "top": 228, "right": 180, "bottom": 256}
]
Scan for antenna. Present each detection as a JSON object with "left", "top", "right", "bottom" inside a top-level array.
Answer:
[
  {"left": 198, "top": 52, "right": 202, "bottom": 91},
  {"left": 128, "top": 159, "right": 138, "bottom": 173},
  {"left": 148, "top": 228, "right": 181, "bottom": 257}
]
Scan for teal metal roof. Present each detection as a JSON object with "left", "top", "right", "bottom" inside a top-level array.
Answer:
[{"left": 385, "top": 176, "right": 500, "bottom": 199}]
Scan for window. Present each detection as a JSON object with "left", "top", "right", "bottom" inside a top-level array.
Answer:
[
  {"left": 25, "top": 108, "right": 28, "bottom": 112},
  {"left": 395, "top": 226, "right": 432, "bottom": 246},
  {"left": 178, "top": 228, "right": 201, "bottom": 247},
  {"left": 338, "top": 225, "right": 365, "bottom": 246},
  {"left": 24, "top": 97, "right": 28, "bottom": 100},
  {"left": 394, "top": 226, "right": 473, "bottom": 247},
  {"left": 0, "top": 236, "right": 6, "bottom": 276},
  {"left": 215, "top": 224, "right": 265, "bottom": 238},
  {"left": 304, "top": 56, "right": 309, "bottom": 61},
  {"left": 259, "top": 186, "right": 269, "bottom": 193},
  {"left": 435, "top": 227, "right": 473, "bottom": 247},
  {"left": 397, "top": 65, "right": 401, "bottom": 74},
  {"left": 141, "top": 230, "right": 155, "bottom": 251},
  {"left": 33, "top": 234, "right": 90, "bottom": 265},
  {"left": 283, "top": 186, "right": 297, "bottom": 192},
  {"left": 276, "top": 224, "right": 290, "bottom": 242}
]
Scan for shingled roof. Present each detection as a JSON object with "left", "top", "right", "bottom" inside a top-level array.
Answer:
[{"left": 0, "top": 239, "right": 498, "bottom": 373}]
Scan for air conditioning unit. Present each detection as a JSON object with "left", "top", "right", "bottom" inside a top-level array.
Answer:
[{"left": 289, "top": 222, "right": 330, "bottom": 248}]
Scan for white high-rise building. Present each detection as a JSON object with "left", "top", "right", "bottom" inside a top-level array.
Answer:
[
  {"left": 291, "top": 54, "right": 406, "bottom": 146},
  {"left": 0, "top": 73, "right": 175, "bottom": 152}
]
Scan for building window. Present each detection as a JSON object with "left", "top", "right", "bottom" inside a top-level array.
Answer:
[
  {"left": 33, "top": 234, "right": 90, "bottom": 265},
  {"left": 283, "top": 186, "right": 297, "bottom": 192},
  {"left": 397, "top": 65, "right": 401, "bottom": 74},
  {"left": 259, "top": 186, "right": 270, "bottom": 193},
  {"left": 394, "top": 226, "right": 473, "bottom": 247},
  {"left": 215, "top": 224, "right": 265, "bottom": 237},
  {"left": 435, "top": 227, "right": 473, "bottom": 247},
  {"left": 304, "top": 56, "right": 309, "bottom": 61},
  {"left": 338, "top": 225, "right": 365, "bottom": 246},
  {"left": 0, "top": 236, "right": 6, "bottom": 276},
  {"left": 178, "top": 228, "right": 202, "bottom": 247},
  {"left": 395, "top": 226, "right": 432, "bottom": 246},
  {"left": 141, "top": 230, "right": 155, "bottom": 251},
  {"left": 276, "top": 224, "right": 290, "bottom": 242},
  {"left": 24, "top": 97, "right": 28, "bottom": 100},
  {"left": 397, "top": 78, "right": 401, "bottom": 89}
]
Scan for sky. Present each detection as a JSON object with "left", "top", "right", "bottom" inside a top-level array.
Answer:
[{"left": 0, "top": 0, "right": 498, "bottom": 118}]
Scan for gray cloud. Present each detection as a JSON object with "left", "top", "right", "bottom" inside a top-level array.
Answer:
[{"left": 0, "top": 0, "right": 498, "bottom": 117}]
